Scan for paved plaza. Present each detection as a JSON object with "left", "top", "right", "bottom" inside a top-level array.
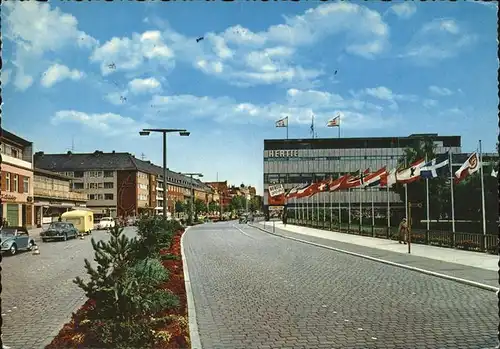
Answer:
[{"left": 183, "top": 221, "right": 498, "bottom": 349}]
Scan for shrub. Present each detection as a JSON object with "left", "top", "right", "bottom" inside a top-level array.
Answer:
[{"left": 73, "top": 223, "right": 180, "bottom": 348}]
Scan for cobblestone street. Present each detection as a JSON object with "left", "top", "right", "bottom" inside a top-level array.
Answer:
[
  {"left": 1, "top": 227, "right": 137, "bottom": 349},
  {"left": 183, "top": 222, "right": 498, "bottom": 349}
]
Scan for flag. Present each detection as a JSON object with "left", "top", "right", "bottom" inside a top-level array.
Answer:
[
  {"left": 327, "top": 115, "right": 340, "bottom": 127},
  {"left": 380, "top": 168, "right": 397, "bottom": 187},
  {"left": 317, "top": 178, "right": 331, "bottom": 192},
  {"left": 286, "top": 182, "right": 308, "bottom": 199},
  {"left": 491, "top": 168, "right": 498, "bottom": 178},
  {"left": 329, "top": 174, "right": 349, "bottom": 192},
  {"left": 360, "top": 167, "right": 387, "bottom": 188},
  {"left": 275, "top": 117, "right": 288, "bottom": 128},
  {"left": 340, "top": 169, "right": 370, "bottom": 189},
  {"left": 396, "top": 159, "right": 425, "bottom": 184},
  {"left": 454, "top": 152, "right": 480, "bottom": 183},
  {"left": 296, "top": 182, "right": 320, "bottom": 198},
  {"left": 420, "top": 153, "right": 450, "bottom": 179}
]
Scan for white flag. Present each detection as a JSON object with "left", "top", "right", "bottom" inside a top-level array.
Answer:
[{"left": 454, "top": 152, "right": 480, "bottom": 183}]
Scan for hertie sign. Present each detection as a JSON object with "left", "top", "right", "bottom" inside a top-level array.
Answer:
[
  {"left": 267, "top": 150, "right": 299, "bottom": 158},
  {"left": 268, "top": 184, "right": 285, "bottom": 197}
]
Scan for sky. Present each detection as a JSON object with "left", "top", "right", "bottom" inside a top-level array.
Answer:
[{"left": 2, "top": 1, "right": 498, "bottom": 195}]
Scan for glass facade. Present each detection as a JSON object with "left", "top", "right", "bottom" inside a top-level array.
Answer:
[{"left": 263, "top": 134, "right": 462, "bottom": 206}]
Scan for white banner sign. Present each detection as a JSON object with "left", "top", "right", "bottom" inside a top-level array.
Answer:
[{"left": 268, "top": 184, "right": 285, "bottom": 197}]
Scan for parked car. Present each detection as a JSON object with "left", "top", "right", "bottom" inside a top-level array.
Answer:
[
  {"left": 1, "top": 226, "right": 36, "bottom": 255},
  {"left": 96, "top": 217, "right": 116, "bottom": 230},
  {"left": 41, "top": 222, "right": 79, "bottom": 242}
]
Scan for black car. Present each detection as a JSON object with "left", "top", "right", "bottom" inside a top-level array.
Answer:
[{"left": 41, "top": 222, "right": 79, "bottom": 242}]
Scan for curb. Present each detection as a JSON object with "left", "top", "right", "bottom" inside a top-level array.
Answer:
[
  {"left": 181, "top": 227, "right": 203, "bottom": 349},
  {"left": 249, "top": 224, "right": 499, "bottom": 293}
]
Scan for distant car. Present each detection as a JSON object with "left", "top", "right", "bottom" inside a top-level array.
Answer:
[
  {"left": 96, "top": 217, "right": 116, "bottom": 230},
  {"left": 1, "top": 226, "right": 36, "bottom": 255},
  {"left": 41, "top": 222, "right": 79, "bottom": 242}
]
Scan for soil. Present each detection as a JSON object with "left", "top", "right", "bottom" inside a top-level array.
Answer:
[{"left": 45, "top": 229, "right": 190, "bottom": 349}]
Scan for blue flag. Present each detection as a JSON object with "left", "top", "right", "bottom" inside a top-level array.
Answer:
[{"left": 420, "top": 153, "right": 450, "bottom": 179}]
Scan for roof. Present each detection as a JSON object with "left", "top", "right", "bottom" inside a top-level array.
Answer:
[
  {"left": 34, "top": 151, "right": 213, "bottom": 192},
  {"left": 34, "top": 167, "right": 74, "bottom": 181},
  {"left": 1, "top": 129, "right": 33, "bottom": 147}
]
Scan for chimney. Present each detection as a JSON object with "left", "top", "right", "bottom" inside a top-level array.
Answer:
[
  {"left": 67, "top": 151, "right": 72, "bottom": 156},
  {"left": 112, "top": 150, "right": 115, "bottom": 154}
]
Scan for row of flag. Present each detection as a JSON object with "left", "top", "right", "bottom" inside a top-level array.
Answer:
[
  {"left": 284, "top": 151, "right": 496, "bottom": 200},
  {"left": 275, "top": 114, "right": 341, "bottom": 128}
]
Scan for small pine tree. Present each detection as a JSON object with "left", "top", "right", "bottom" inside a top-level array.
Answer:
[{"left": 74, "top": 223, "right": 179, "bottom": 347}]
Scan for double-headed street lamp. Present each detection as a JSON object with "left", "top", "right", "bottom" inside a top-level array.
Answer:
[
  {"left": 140, "top": 128, "right": 190, "bottom": 218},
  {"left": 180, "top": 172, "right": 203, "bottom": 225}
]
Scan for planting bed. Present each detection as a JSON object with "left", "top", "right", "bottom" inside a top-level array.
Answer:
[{"left": 45, "top": 229, "right": 189, "bottom": 349}]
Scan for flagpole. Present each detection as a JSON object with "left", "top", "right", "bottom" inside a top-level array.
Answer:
[
  {"left": 449, "top": 150, "right": 456, "bottom": 233},
  {"left": 359, "top": 188, "right": 362, "bottom": 231},
  {"left": 306, "top": 195, "right": 310, "bottom": 222},
  {"left": 387, "top": 181, "right": 390, "bottom": 235},
  {"left": 286, "top": 116, "right": 289, "bottom": 139},
  {"left": 317, "top": 192, "right": 320, "bottom": 224},
  {"left": 371, "top": 187, "right": 375, "bottom": 228},
  {"left": 338, "top": 194, "right": 342, "bottom": 230},
  {"left": 348, "top": 188, "right": 351, "bottom": 228},
  {"left": 425, "top": 155, "right": 430, "bottom": 232},
  {"left": 338, "top": 124, "right": 340, "bottom": 139},
  {"left": 323, "top": 191, "right": 326, "bottom": 225},
  {"left": 479, "top": 140, "right": 487, "bottom": 246}
]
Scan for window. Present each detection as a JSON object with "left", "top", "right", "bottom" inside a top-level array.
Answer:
[
  {"left": 103, "top": 171, "right": 114, "bottom": 178},
  {"left": 73, "top": 182, "right": 84, "bottom": 190},
  {"left": 5, "top": 173, "right": 10, "bottom": 191},
  {"left": 104, "top": 182, "right": 113, "bottom": 189},
  {"left": 14, "top": 175, "right": 18, "bottom": 192},
  {"left": 96, "top": 194, "right": 103, "bottom": 200},
  {"left": 97, "top": 183, "right": 103, "bottom": 189},
  {"left": 74, "top": 171, "right": 84, "bottom": 178},
  {"left": 23, "top": 177, "right": 29, "bottom": 193},
  {"left": 88, "top": 171, "right": 95, "bottom": 177},
  {"left": 86, "top": 183, "right": 98, "bottom": 189},
  {"left": 88, "top": 194, "right": 95, "bottom": 200},
  {"left": 104, "top": 193, "right": 114, "bottom": 200},
  {"left": 11, "top": 148, "right": 18, "bottom": 158}
]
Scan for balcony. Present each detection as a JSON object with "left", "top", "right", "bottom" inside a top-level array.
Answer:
[
  {"left": 34, "top": 187, "right": 87, "bottom": 202},
  {"left": 2, "top": 153, "right": 32, "bottom": 170}
]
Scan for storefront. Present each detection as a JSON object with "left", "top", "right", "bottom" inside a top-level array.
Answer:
[{"left": 1, "top": 192, "right": 34, "bottom": 228}]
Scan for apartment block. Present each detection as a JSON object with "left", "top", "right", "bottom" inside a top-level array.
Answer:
[{"left": 0, "top": 129, "right": 35, "bottom": 227}]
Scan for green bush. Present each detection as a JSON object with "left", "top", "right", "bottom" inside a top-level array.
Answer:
[{"left": 73, "top": 220, "right": 180, "bottom": 348}]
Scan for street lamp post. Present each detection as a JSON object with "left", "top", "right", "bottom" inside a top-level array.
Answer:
[
  {"left": 140, "top": 128, "right": 190, "bottom": 218},
  {"left": 180, "top": 172, "right": 204, "bottom": 225}
]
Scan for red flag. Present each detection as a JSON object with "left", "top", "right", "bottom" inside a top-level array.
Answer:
[{"left": 340, "top": 169, "right": 370, "bottom": 189}]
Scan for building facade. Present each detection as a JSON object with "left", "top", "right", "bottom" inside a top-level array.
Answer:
[
  {"left": 1, "top": 130, "right": 35, "bottom": 227},
  {"left": 263, "top": 134, "right": 463, "bottom": 214},
  {"left": 33, "top": 168, "right": 87, "bottom": 225},
  {"left": 34, "top": 151, "right": 214, "bottom": 218}
]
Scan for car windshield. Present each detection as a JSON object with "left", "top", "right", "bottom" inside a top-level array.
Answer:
[
  {"left": 1, "top": 229, "right": 16, "bottom": 237},
  {"left": 49, "top": 223, "right": 65, "bottom": 229}
]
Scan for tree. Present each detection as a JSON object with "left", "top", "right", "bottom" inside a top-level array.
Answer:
[
  {"left": 208, "top": 200, "right": 219, "bottom": 213},
  {"left": 249, "top": 196, "right": 263, "bottom": 213},
  {"left": 194, "top": 198, "right": 206, "bottom": 215},
  {"left": 229, "top": 195, "right": 246, "bottom": 212},
  {"left": 175, "top": 200, "right": 185, "bottom": 213}
]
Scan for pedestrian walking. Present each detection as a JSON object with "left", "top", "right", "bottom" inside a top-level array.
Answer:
[{"left": 398, "top": 218, "right": 408, "bottom": 245}]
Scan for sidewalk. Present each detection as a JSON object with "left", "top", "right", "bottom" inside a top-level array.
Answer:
[{"left": 255, "top": 221, "right": 499, "bottom": 290}]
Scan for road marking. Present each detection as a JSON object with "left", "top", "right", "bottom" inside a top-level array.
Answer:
[
  {"left": 249, "top": 224, "right": 499, "bottom": 293},
  {"left": 232, "top": 224, "right": 256, "bottom": 240},
  {"left": 181, "top": 227, "right": 203, "bottom": 349}
]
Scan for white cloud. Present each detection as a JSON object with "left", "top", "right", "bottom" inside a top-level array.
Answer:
[
  {"left": 1, "top": 69, "right": 12, "bottom": 86},
  {"left": 389, "top": 3, "right": 417, "bottom": 19},
  {"left": 40, "top": 63, "right": 84, "bottom": 88},
  {"left": 128, "top": 77, "right": 162, "bottom": 94},
  {"left": 51, "top": 110, "right": 148, "bottom": 137},
  {"left": 109, "top": 3, "right": 389, "bottom": 87},
  {"left": 145, "top": 88, "right": 397, "bottom": 129},
  {"left": 428, "top": 85, "right": 453, "bottom": 96},
  {"left": 3, "top": 2, "right": 98, "bottom": 91},
  {"left": 423, "top": 99, "right": 438, "bottom": 108},
  {"left": 90, "top": 31, "right": 174, "bottom": 76},
  {"left": 400, "top": 18, "right": 476, "bottom": 63},
  {"left": 352, "top": 86, "right": 418, "bottom": 111}
]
